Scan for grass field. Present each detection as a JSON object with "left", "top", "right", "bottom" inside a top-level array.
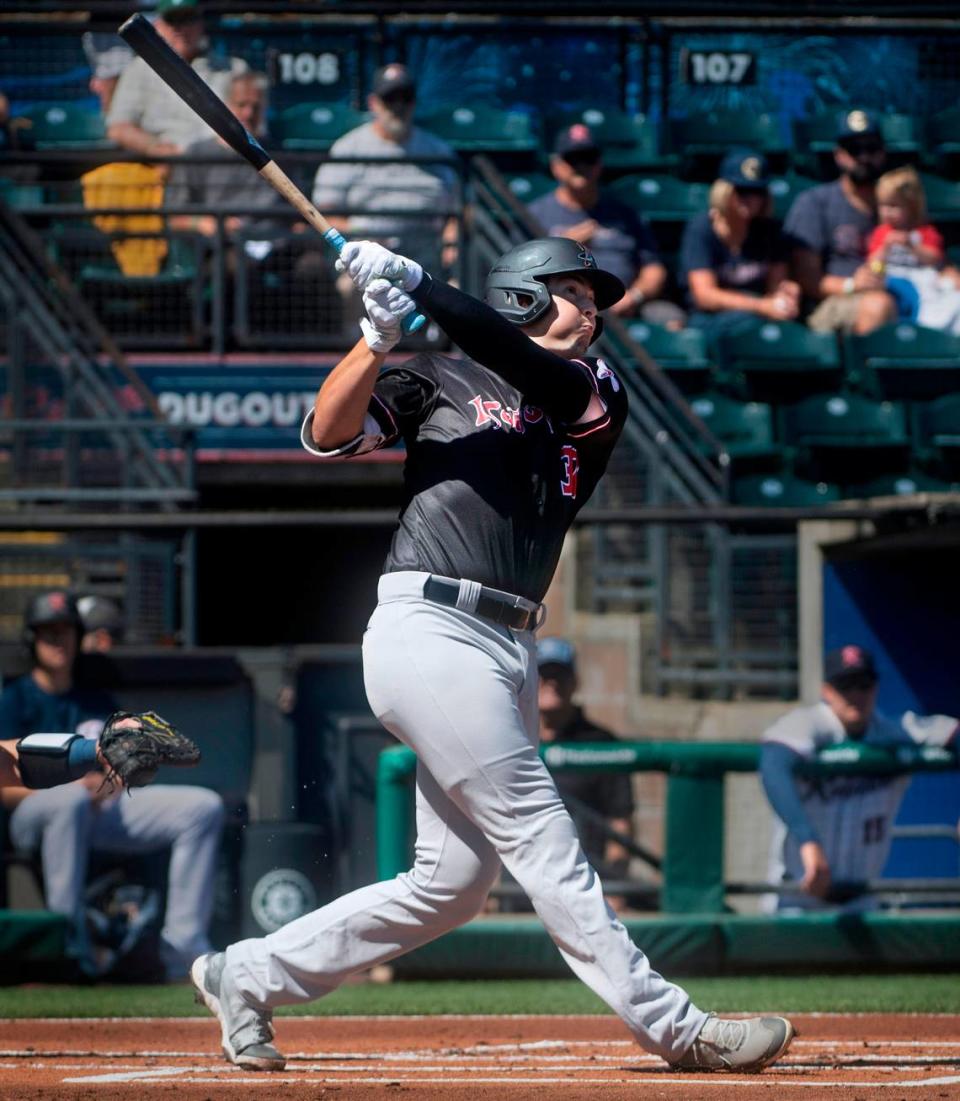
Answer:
[{"left": 3, "top": 974, "right": 959, "bottom": 1017}]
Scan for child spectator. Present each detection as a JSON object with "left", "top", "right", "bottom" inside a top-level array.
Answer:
[{"left": 866, "top": 166, "right": 960, "bottom": 334}]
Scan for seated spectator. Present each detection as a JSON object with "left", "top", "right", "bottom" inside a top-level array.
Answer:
[
  {"left": 107, "top": 0, "right": 247, "bottom": 157},
  {"left": 867, "top": 166, "right": 960, "bottom": 334},
  {"left": 784, "top": 109, "right": 896, "bottom": 334},
  {"left": 528, "top": 124, "right": 684, "bottom": 328},
  {"left": 311, "top": 62, "right": 459, "bottom": 315},
  {"left": 760, "top": 644, "right": 958, "bottom": 913},
  {"left": 537, "top": 638, "right": 636, "bottom": 912},
  {"left": 680, "top": 150, "right": 799, "bottom": 345},
  {"left": 0, "top": 590, "right": 224, "bottom": 979},
  {"left": 81, "top": 31, "right": 134, "bottom": 116}
]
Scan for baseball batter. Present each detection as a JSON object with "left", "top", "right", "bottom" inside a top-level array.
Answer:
[
  {"left": 191, "top": 237, "right": 793, "bottom": 1073},
  {"left": 761, "top": 644, "right": 958, "bottom": 911}
]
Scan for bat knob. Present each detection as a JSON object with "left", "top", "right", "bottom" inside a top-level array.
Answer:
[{"left": 403, "top": 312, "right": 428, "bottom": 335}]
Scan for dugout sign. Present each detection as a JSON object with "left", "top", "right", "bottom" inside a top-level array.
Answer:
[{"left": 679, "top": 49, "right": 757, "bottom": 85}]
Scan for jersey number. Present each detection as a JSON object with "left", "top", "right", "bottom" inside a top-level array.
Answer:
[
  {"left": 863, "top": 816, "right": 885, "bottom": 845},
  {"left": 560, "top": 445, "right": 579, "bottom": 498}
]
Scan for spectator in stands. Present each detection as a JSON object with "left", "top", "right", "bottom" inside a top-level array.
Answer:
[
  {"left": 784, "top": 109, "right": 896, "bottom": 334},
  {"left": 760, "top": 644, "right": 958, "bottom": 913},
  {"left": 680, "top": 150, "right": 799, "bottom": 345},
  {"left": 537, "top": 638, "right": 636, "bottom": 912},
  {"left": 527, "top": 124, "right": 684, "bottom": 329},
  {"left": 81, "top": 31, "right": 134, "bottom": 117},
  {"left": 0, "top": 590, "right": 224, "bottom": 979},
  {"left": 77, "top": 595, "right": 124, "bottom": 653},
  {"left": 311, "top": 62, "right": 459, "bottom": 309},
  {"left": 867, "top": 166, "right": 960, "bottom": 334},
  {"left": 106, "top": 0, "right": 247, "bottom": 157}
]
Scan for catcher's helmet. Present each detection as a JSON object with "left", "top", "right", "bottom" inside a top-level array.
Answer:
[
  {"left": 23, "top": 589, "right": 83, "bottom": 647},
  {"left": 484, "top": 237, "right": 625, "bottom": 340}
]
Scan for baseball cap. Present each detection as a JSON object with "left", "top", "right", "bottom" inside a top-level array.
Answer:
[
  {"left": 836, "top": 108, "right": 883, "bottom": 144},
  {"left": 371, "top": 63, "right": 416, "bottom": 99},
  {"left": 24, "top": 590, "right": 83, "bottom": 631},
  {"left": 157, "top": 0, "right": 201, "bottom": 21},
  {"left": 719, "top": 149, "right": 770, "bottom": 189},
  {"left": 537, "top": 637, "right": 577, "bottom": 670},
  {"left": 554, "top": 123, "right": 601, "bottom": 159},
  {"left": 823, "top": 644, "right": 878, "bottom": 686},
  {"left": 77, "top": 595, "right": 123, "bottom": 635}
]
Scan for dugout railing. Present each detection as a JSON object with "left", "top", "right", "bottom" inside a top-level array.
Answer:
[{"left": 376, "top": 739, "right": 960, "bottom": 915}]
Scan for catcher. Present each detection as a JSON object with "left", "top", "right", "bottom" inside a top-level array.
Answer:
[{"left": 0, "top": 591, "right": 224, "bottom": 980}]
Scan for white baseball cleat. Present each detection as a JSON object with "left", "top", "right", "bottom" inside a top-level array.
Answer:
[
  {"left": 191, "top": 952, "right": 286, "bottom": 1071},
  {"left": 672, "top": 1014, "right": 795, "bottom": 1072}
]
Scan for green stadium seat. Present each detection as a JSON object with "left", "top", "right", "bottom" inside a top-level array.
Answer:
[
  {"left": 547, "top": 106, "right": 669, "bottom": 172},
  {"left": 624, "top": 321, "right": 712, "bottom": 392},
  {"left": 732, "top": 472, "right": 841, "bottom": 507},
  {"left": 767, "top": 173, "right": 818, "bottom": 220},
  {"left": 667, "top": 110, "right": 788, "bottom": 179},
  {"left": 21, "top": 102, "right": 111, "bottom": 150},
  {"left": 842, "top": 471, "right": 958, "bottom": 499},
  {"left": 928, "top": 107, "right": 960, "bottom": 173},
  {"left": 607, "top": 174, "right": 709, "bottom": 222},
  {"left": 274, "top": 103, "right": 367, "bottom": 150},
  {"left": 414, "top": 104, "right": 539, "bottom": 153},
  {"left": 784, "top": 393, "right": 910, "bottom": 481},
  {"left": 919, "top": 172, "right": 960, "bottom": 223},
  {"left": 504, "top": 170, "right": 555, "bottom": 206},
  {"left": 0, "top": 178, "right": 44, "bottom": 209},
  {"left": 717, "top": 320, "right": 842, "bottom": 400},
  {"left": 688, "top": 392, "right": 778, "bottom": 466},
  {"left": 918, "top": 393, "right": 960, "bottom": 477},
  {"left": 846, "top": 322, "right": 960, "bottom": 399}
]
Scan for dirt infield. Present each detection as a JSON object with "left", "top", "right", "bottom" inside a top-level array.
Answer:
[{"left": 1, "top": 1013, "right": 958, "bottom": 1099}]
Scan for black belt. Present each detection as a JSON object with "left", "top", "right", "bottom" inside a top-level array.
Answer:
[{"left": 423, "top": 576, "right": 541, "bottom": 631}]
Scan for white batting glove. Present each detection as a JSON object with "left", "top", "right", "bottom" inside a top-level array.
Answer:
[
  {"left": 336, "top": 241, "right": 423, "bottom": 292},
  {"left": 359, "top": 278, "right": 417, "bottom": 354}
]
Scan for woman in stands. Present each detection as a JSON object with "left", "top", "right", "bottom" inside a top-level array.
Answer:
[{"left": 680, "top": 149, "right": 800, "bottom": 349}]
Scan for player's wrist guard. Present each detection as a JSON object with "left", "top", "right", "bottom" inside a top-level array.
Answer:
[
  {"left": 360, "top": 317, "right": 399, "bottom": 354},
  {"left": 16, "top": 732, "right": 82, "bottom": 788}
]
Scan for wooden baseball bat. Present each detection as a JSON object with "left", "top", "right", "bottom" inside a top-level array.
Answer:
[{"left": 117, "top": 13, "right": 427, "bottom": 334}]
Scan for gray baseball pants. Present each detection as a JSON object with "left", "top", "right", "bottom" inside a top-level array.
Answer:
[
  {"left": 227, "top": 571, "right": 706, "bottom": 1061},
  {"left": 10, "top": 782, "right": 224, "bottom": 975}
]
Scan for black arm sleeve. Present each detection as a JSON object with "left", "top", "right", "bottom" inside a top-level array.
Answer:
[{"left": 411, "top": 274, "right": 594, "bottom": 423}]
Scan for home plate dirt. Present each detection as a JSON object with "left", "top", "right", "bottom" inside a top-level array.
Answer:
[{"left": 1, "top": 1014, "right": 958, "bottom": 1099}]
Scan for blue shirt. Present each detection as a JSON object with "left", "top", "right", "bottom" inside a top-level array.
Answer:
[
  {"left": 782, "top": 179, "right": 875, "bottom": 278},
  {"left": 0, "top": 674, "right": 114, "bottom": 742},
  {"left": 527, "top": 191, "right": 660, "bottom": 288},
  {"left": 679, "top": 211, "right": 787, "bottom": 301}
]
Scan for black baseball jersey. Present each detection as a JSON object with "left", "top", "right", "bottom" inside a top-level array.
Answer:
[{"left": 304, "top": 352, "right": 627, "bottom": 602}]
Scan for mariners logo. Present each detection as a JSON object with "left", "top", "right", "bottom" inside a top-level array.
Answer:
[
  {"left": 251, "top": 868, "right": 317, "bottom": 932},
  {"left": 741, "top": 156, "right": 761, "bottom": 180}
]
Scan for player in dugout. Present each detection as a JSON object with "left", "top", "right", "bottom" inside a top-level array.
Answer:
[
  {"left": 761, "top": 644, "right": 959, "bottom": 911},
  {"left": 189, "top": 236, "right": 794, "bottom": 1075}
]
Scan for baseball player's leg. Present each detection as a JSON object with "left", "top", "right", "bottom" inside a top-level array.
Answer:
[
  {"left": 91, "top": 784, "right": 225, "bottom": 973},
  {"left": 360, "top": 577, "right": 706, "bottom": 1063},
  {"left": 228, "top": 759, "right": 500, "bottom": 1007},
  {"left": 8, "top": 784, "right": 94, "bottom": 921}
]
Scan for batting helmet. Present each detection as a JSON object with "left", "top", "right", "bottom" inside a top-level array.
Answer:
[
  {"left": 23, "top": 589, "right": 83, "bottom": 648},
  {"left": 484, "top": 237, "right": 625, "bottom": 340}
]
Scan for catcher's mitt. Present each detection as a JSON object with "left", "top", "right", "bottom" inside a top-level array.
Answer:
[{"left": 98, "top": 710, "right": 201, "bottom": 789}]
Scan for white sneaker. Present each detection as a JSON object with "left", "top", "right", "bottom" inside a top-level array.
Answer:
[
  {"left": 673, "top": 1014, "right": 794, "bottom": 1072},
  {"left": 191, "top": 952, "right": 286, "bottom": 1071}
]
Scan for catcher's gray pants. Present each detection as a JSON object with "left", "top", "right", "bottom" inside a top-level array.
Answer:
[
  {"left": 9, "top": 782, "right": 224, "bottom": 975},
  {"left": 227, "top": 571, "right": 706, "bottom": 1062}
]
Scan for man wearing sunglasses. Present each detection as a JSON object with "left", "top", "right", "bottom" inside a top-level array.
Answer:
[
  {"left": 760, "top": 645, "right": 957, "bottom": 912},
  {"left": 312, "top": 63, "right": 458, "bottom": 296},
  {"left": 784, "top": 109, "right": 898, "bottom": 334},
  {"left": 528, "top": 124, "right": 683, "bottom": 328}
]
